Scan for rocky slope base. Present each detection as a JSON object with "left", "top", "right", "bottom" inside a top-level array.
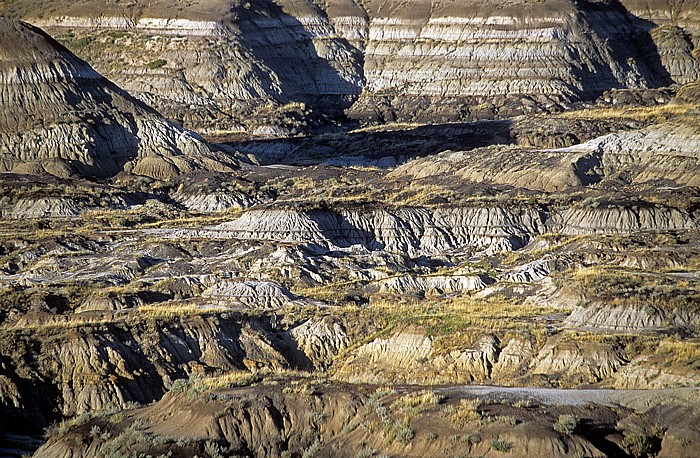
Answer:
[
  {"left": 33, "top": 382, "right": 700, "bottom": 458},
  {"left": 0, "top": 18, "right": 238, "bottom": 179}
]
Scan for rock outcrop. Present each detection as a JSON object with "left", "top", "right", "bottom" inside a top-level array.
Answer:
[
  {"left": 0, "top": 313, "right": 293, "bottom": 419},
  {"left": 393, "top": 122, "right": 700, "bottom": 191},
  {"left": 8, "top": 0, "right": 698, "bottom": 129},
  {"left": 565, "top": 303, "right": 700, "bottom": 331},
  {"left": 286, "top": 316, "right": 350, "bottom": 369},
  {"left": 378, "top": 273, "right": 494, "bottom": 295},
  {"left": 620, "top": 0, "right": 700, "bottom": 83},
  {"left": 202, "top": 280, "right": 299, "bottom": 308},
  {"left": 350, "top": 0, "right": 680, "bottom": 121},
  {"left": 31, "top": 0, "right": 365, "bottom": 132},
  {"left": 0, "top": 18, "right": 237, "bottom": 179},
  {"left": 334, "top": 329, "right": 639, "bottom": 386},
  {"left": 216, "top": 206, "right": 546, "bottom": 255},
  {"left": 178, "top": 204, "right": 698, "bottom": 256}
]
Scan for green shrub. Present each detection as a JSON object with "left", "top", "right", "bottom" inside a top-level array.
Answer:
[
  {"left": 170, "top": 378, "right": 189, "bottom": 393},
  {"left": 553, "top": 414, "right": 578, "bottom": 435},
  {"left": 395, "top": 421, "right": 414, "bottom": 445},
  {"left": 490, "top": 439, "right": 513, "bottom": 452},
  {"left": 146, "top": 59, "right": 167, "bottom": 70},
  {"left": 622, "top": 434, "right": 654, "bottom": 458}
]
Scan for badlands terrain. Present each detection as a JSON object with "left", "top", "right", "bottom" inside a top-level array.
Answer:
[{"left": 0, "top": 0, "right": 699, "bottom": 456}]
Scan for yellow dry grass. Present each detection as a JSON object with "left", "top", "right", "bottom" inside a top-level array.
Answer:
[
  {"left": 557, "top": 103, "right": 696, "bottom": 122},
  {"left": 198, "top": 371, "right": 258, "bottom": 390},
  {"left": 392, "top": 390, "right": 443, "bottom": 412},
  {"left": 444, "top": 398, "right": 483, "bottom": 429},
  {"left": 653, "top": 339, "right": 700, "bottom": 368},
  {"left": 369, "top": 295, "right": 563, "bottom": 336}
]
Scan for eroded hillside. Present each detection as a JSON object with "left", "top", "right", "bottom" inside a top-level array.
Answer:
[
  {"left": 2, "top": 0, "right": 698, "bottom": 132},
  {"left": 0, "top": 2, "right": 699, "bottom": 457}
]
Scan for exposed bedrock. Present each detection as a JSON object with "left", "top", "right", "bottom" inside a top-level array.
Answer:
[
  {"left": 209, "top": 204, "right": 697, "bottom": 255},
  {"left": 565, "top": 303, "right": 700, "bottom": 331},
  {"left": 335, "top": 328, "right": 700, "bottom": 388},
  {"left": 11, "top": 0, "right": 698, "bottom": 128},
  {"left": 393, "top": 123, "right": 700, "bottom": 191},
  {"left": 0, "top": 18, "right": 237, "bottom": 179},
  {"left": 0, "top": 313, "right": 349, "bottom": 431},
  {"left": 217, "top": 206, "right": 547, "bottom": 255},
  {"left": 30, "top": 0, "right": 366, "bottom": 132},
  {"left": 350, "top": 0, "right": 685, "bottom": 121}
]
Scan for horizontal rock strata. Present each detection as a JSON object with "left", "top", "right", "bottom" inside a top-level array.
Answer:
[
  {"left": 12, "top": 0, "right": 699, "bottom": 127},
  {"left": 0, "top": 18, "right": 237, "bottom": 179}
]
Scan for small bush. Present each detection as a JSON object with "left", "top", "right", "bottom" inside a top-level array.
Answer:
[
  {"left": 204, "top": 440, "right": 226, "bottom": 458},
  {"left": 446, "top": 398, "right": 482, "bottom": 428},
  {"left": 462, "top": 433, "right": 481, "bottom": 445},
  {"left": 146, "top": 59, "right": 167, "bottom": 69},
  {"left": 395, "top": 421, "right": 414, "bottom": 445},
  {"left": 393, "top": 390, "right": 444, "bottom": 411},
  {"left": 302, "top": 437, "right": 322, "bottom": 458},
  {"left": 170, "top": 378, "right": 189, "bottom": 393},
  {"left": 553, "top": 414, "right": 578, "bottom": 435},
  {"left": 89, "top": 425, "right": 101, "bottom": 438},
  {"left": 108, "top": 412, "right": 127, "bottom": 425},
  {"left": 490, "top": 439, "right": 513, "bottom": 452},
  {"left": 622, "top": 434, "right": 654, "bottom": 458},
  {"left": 310, "top": 412, "right": 325, "bottom": 428}
]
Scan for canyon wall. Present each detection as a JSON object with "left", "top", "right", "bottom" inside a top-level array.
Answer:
[{"left": 7, "top": 0, "right": 697, "bottom": 130}]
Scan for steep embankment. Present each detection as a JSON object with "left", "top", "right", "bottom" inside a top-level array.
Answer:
[
  {"left": 0, "top": 312, "right": 351, "bottom": 432},
  {"left": 6, "top": 0, "right": 698, "bottom": 129},
  {"left": 197, "top": 204, "right": 698, "bottom": 253},
  {"left": 0, "top": 18, "right": 237, "bottom": 179},
  {"left": 25, "top": 0, "right": 366, "bottom": 132},
  {"left": 33, "top": 382, "right": 700, "bottom": 458}
]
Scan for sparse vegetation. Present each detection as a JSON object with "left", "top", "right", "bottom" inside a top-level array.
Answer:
[
  {"left": 622, "top": 434, "right": 655, "bottom": 458},
  {"left": 445, "top": 399, "right": 483, "bottom": 428},
  {"left": 490, "top": 439, "right": 513, "bottom": 453},
  {"left": 146, "top": 59, "right": 168, "bottom": 69},
  {"left": 301, "top": 438, "right": 323, "bottom": 458},
  {"left": 356, "top": 448, "right": 376, "bottom": 458},
  {"left": 553, "top": 415, "right": 578, "bottom": 435},
  {"left": 392, "top": 390, "right": 444, "bottom": 412}
]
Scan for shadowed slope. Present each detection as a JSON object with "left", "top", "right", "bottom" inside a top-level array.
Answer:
[{"left": 0, "top": 18, "right": 238, "bottom": 179}]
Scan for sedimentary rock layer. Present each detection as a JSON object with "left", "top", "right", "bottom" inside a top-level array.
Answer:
[
  {"left": 11, "top": 0, "right": 698, "bottom": 128},
  {"left": 392, "top": 123, "right": 700, "bottom": 191},
  {"left": 168, "top": 204, "right": 698, "bottom": 255},
  {"left": 0, "top": 18, "right": 236, "bottom": 179}
]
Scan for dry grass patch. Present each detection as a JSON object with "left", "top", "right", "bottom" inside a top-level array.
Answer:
[
  {"left": 558, "top": 103, "right": 696, "bottom": 123},
  {"left": 137, "top": 303, "right": 224, "bottom": 320},
  {"left": 197, "top": 371, "right": 258, "bottom": 390},
  {"left": 566, "top": 266, "right": 700, "bottom": 311},
  {"left": 370, "top": 295, "right": 563, "bottom": 336},
  {"left": 392, "top": 390, "right": 444, "bottom": 413},
  {"left": 444, "top": 399, "right": 483, "bottom": 429},
  {"left": 652, "top": 339, "right": 700, "bottom": 370}
]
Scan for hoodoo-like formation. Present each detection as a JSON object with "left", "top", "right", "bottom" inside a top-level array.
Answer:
[
  {"left": 350, "top": 0, "right": 679, "bottom": 121},
  {"left": 0, "top": 17, "right": 236, "bottom": 179}
]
